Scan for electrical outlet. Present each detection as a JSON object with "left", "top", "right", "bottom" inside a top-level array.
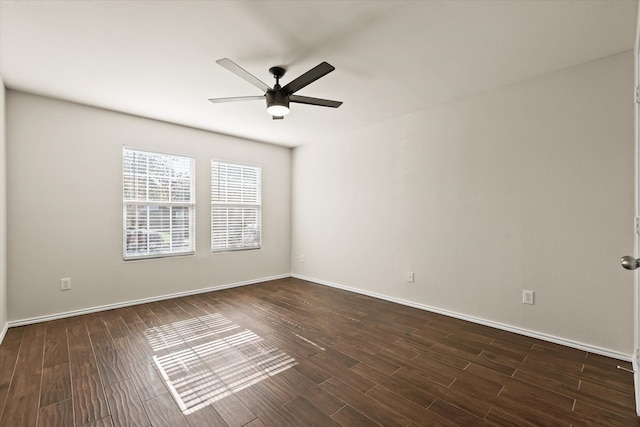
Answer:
[
  {"left": 407, "top": 272, "right": 415, "bottom": 283},
  {"left": 300, "top": 254, "right": 305, "bottom": 263},
  {"left": 522, "top": 290, "right": 534, "bottom": 305},
  {"left": 60, "top": 278, "right": 71, "bottom": 291}
]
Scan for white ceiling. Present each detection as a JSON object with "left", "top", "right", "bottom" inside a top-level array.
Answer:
[{"left": 0, "top": 0, "right": 637, "bottom": 148}]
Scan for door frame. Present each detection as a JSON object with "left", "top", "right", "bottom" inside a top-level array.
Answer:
[{"left": 634, "top": 2, "right": 640, "bottom": 416}]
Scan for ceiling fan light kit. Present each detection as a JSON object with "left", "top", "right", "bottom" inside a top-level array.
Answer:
[
  {"left": 266, "top": 103, "right": 289, "bottom": 117},
  {"left": 209, "top": 58, "right": 342, "bottom": 120},
  {"left": 265, "top": 74, "right": 290, "bottom": 117}
]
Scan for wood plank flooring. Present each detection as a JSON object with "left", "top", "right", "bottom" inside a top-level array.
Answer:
[{"left": 0, "top": 277, "right": 638, "bottom": 426}]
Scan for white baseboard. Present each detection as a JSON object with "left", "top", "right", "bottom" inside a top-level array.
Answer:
[
  {"left": 7, "top": 274, "right": 290, "bottom": 329},
  {"left": 292, "top": 274, "right": 633, "bottom": 363},
  {"left": 0, "top": 322, "right": 7, "bottom": 346},
  {"left": 4, "top": 272, "right": 633, "bottom": 363}
]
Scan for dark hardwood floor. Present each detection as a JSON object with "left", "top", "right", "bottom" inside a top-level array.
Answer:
[{"left": 0, "top": 277, "right": 637, "bottom": 426}]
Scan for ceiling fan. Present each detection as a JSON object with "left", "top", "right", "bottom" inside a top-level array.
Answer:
[{"left": 209, "top": 58, "right": 343, "bottom": 120}]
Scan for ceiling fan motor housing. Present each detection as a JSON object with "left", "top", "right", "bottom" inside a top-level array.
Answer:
[{"left": 266, "top": 89, "right": 290, "bottom": 110}]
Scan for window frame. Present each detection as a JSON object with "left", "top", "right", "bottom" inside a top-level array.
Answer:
[
  {"left": 122, "top": 146, "right": 196, "bottom": 261},
  {"left": 210, "top": 159, "right": 262, "bottom": 253}
]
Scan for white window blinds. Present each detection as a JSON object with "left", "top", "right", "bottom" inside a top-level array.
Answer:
[
  {"left": 211, "top": 161, "right": 261, "bottom": 252},
  {"left": 123, "top": 148, "right": 195, "bottom": 260}
]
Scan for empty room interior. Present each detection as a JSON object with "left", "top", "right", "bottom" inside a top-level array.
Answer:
[{"left": 1, "top": 1, "right": 640, "bottom": 426}]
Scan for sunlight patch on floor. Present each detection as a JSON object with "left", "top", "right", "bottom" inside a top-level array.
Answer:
[{"left": 146, "top": 312, "right": 297, "bottom": 414}]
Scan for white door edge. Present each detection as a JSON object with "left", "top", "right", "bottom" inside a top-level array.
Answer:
[{"left": 634, "top": 0, "right": 640, "bottom": 416}]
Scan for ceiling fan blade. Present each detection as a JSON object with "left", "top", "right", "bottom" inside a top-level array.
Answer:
[
  {"left": 216, "top": 58, "right": 271, "bottom": 93},
  {"left": 208, "top": 95, "right": 264, "bottom": 103},
  {"left": 282, "top": 62, "right": 335, "bottom": 94},
  {"left": 290, "top": 95, "right": 342, "bottom": 108}
]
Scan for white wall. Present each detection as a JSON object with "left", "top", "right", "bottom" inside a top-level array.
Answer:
[
  {"left": 292, "top": 51, "right": 635, "bottom": 356},
  {"left": 0, "top": 78, "right": 6, "bottom": 338},
  {"left": 7, "top": 91, "right": 291, "bottom": 321}
]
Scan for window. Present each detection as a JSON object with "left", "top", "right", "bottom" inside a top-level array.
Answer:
[
  {"left": 123, "top": 147, "right": 195, "bottom": 260},
  {"left": 211, "top": 160, "right": 261, "bottom": 252}
]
